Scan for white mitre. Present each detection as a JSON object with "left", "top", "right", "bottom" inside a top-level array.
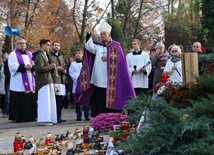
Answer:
[{"left": 99, "top": 21, "right": 112, "bottom": 33}]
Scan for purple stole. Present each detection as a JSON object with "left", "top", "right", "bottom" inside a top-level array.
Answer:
[
  {"left": 74, "top": 40, "right": 136, "bottom": 110},
  {"left": 15, "top": 48, "right": 35, "bottom": 92}
]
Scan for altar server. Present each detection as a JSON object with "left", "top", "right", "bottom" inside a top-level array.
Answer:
[{"left": 126, "top": 39, "right": 151, "bottom": 95}]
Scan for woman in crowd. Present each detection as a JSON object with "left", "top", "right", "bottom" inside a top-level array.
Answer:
[
  {"left": 151, "top": 42, "right": 170, "bottom": 99},
  {"left": 163, "top": 45, "right": 183, "bottom": 84}
]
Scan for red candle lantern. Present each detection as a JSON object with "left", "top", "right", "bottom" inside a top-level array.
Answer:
[
  {"left": 45, "top": 132, "right": 53, "bottom": 145},
  {"left": 83, "top": 125, "right": 89, "bottom": 137},
  {"left": 120, "top": 122, "right": 130, "bottom": 140},
  {"left": 13, "top": 132, "right": 23, "bottom": 153},
  {"left": 45, "top": 139, "right": 53, "bottom": 146},
  {"left": 113, "top": 137, "right": 119, "bottom": 144},
  {"left": 161, "top": 73, "right": 169, "bottom": 83},
  {"left": 121, "top": 122, "right": 130, "bottom": 131},
  {"left": 121, "top": 130, "right": 129, "bottom": 139}
]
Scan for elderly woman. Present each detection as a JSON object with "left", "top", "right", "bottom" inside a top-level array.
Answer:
[
  {"left": 152, "top": 43, "right": 170, "bottom": 89},
  {"left": 163, "top": 45, "right": 183, "bottom": 84},
  {"left": 151, "top": 42, "right": 170, "bottom": 99}
]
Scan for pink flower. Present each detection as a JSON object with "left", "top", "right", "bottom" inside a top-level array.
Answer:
[{"left": 90, "top": 113, "right": 127, "bottom": 132}]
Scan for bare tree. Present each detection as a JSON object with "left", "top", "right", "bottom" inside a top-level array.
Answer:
[
  {"left": 115, "top": 0, "right": 164, "bottom": 48},
  {"left": 0, "top": 0, "right": 77, "bottom": 54},
  {"left": 72, "top": 0, "right": 111, "bottom": 45}
]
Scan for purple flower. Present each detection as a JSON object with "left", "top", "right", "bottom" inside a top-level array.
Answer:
[{"left": 90, "top": 113, "right": 127, "bottom": 132}]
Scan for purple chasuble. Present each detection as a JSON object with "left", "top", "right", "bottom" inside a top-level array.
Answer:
[
  {"left": 74, "top": 40, "right": 136, "bottom": 110},
  {"left": 15, "top": 48, "right": 35, "bottom": 92}
]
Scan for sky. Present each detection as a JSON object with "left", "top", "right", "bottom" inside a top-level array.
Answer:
[
  {"left": 89, "top": 0, "right": 111, "bottom": 32},
  {"left": 0, "top": 0, "right": 112, "bottom": 49}
]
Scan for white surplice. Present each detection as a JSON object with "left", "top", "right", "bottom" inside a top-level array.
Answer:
[
  {"left": 37, "top": 84, "right": 57, "bottom": 123},
  {"left": 69, "top": 61, "right": 82, "bottom": 93},
  {"left": 8, "top": 51, "right": 35, "bottom": 92},
  {"left": 85, "top": 36, "right": 108, "bottom": 88},
  {"left": 126, "top": 51, "right": 151, "bottom": 88}
]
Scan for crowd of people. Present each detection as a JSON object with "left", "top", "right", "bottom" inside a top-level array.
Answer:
[{"left": 0, "top": 21, "right": 206, "bottom": 126}]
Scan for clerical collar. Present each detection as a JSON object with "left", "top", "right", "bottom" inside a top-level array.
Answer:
[
  {"left": 76, "top": 59, "right": 82, "bottom": 63},
  {"left": 19, "top": 49, "right": 26, "bottom": 55},
  {"left": 102, "top": 39, "right": 111, "bottom": 47},
  {"left": 133, "top": 51, "right": 142, "bottom": 55}
]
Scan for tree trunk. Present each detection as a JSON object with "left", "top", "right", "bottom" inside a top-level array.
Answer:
[
  {"left": 133, "top": 0, "right": 144, "bottom": 38},
  {"left": 122, "top": 0, "right": 132, "bottom": 34},
  {"left": 111, "top": 0, "right": 114, "bottom": 20}
]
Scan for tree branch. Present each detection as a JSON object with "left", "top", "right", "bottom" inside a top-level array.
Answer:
[
  {"left": 72, "top": 0, "right": 81, "bottom": 39},
  {"left": 93, "top": 1, "right": 111, "bottom": 29}
]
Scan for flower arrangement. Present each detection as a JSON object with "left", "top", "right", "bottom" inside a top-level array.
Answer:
[
  {"left": 171, "top": 82, "right": 194, "bottom": 108},
  {"left": 90, "top": 113, "right": 127, "bottom": 132},
  {"left": 154, "top": 78, "right": 182, "bottom": 101}
]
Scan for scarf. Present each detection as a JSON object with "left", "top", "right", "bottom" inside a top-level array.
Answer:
[
  {"left": 171, "top": 56, "right": 181, "bottom": 63},
  {"left": 159, "top": 51, "right": 170, "bottom": 62}
]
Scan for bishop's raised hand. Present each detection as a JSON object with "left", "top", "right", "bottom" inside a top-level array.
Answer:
[{"left": 87, "top": 23, "right": 93, "bottom": 34}]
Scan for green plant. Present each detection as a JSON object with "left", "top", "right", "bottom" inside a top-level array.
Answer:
[
  {"left": 171, "top": 66, "right": 214, "bottom": 108},
  {"left": 201, "top": 0, "right": 214, "bottom": 46},
  {"left": 171, "top": 82, "right": 194, "bottom": 108},
  {"left": 198, "top": 53, "right": 214, "bottom": 74},
  {"left": 118, "top": 94, "right": 214, "bottom": 154},
  {"left": 107, "top": 19, "right": 127, "bottom": 50},
  {"left": 116, "top": 67, "right": 214, "bottom": 154}
]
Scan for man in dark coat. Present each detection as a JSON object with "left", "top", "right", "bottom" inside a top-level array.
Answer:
[{"left": 48, "top": 41, "right": 66, "bottom": 123}]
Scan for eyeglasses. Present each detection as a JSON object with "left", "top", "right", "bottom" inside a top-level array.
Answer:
[
  {"left": 193, "top": 46, "right": 199, "bottom": 48},
  {"left": 17, "top": 42, "right": 26, "bottom": 44},
  {"left": 172, "top": 50, "right": 178, "bottom": 53}
]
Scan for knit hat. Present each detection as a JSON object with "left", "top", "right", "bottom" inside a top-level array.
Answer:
[
  {"left": 155, "top": 42, "right": 165, "bottom": 49},
  {"left": 167, "top": 45, "right": 175, "bottom": 53}
]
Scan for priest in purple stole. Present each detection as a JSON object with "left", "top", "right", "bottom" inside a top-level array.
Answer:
[
  {"left": 8, "top": 38, "right": 37, "bottom": 122},
  {"left": 74, "top": 21, "right": 136, "bottom": 117}
]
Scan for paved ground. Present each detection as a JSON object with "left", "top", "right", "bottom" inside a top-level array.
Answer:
[{"left": 0, "top": 109, "right": 90, "bottom": 153}]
